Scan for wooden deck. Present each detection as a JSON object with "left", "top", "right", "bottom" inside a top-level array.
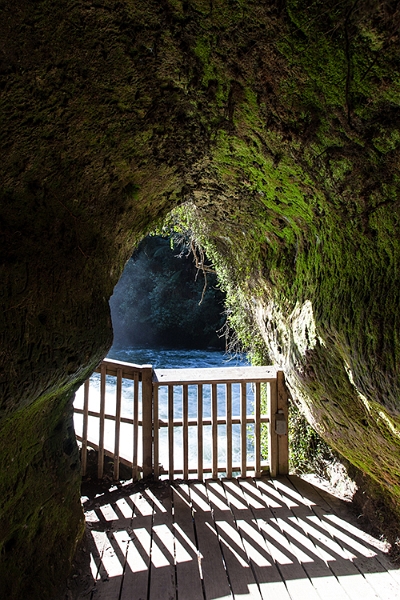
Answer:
[{"left": 81, "top": 475, "right": 400, "bottom": 600}]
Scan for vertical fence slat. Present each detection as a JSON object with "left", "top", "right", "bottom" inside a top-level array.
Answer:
[
  {"left": 269, "top": 379, "right": 278, "bottom": 478},
  {"left": 98, "top": 363, "right": 106, "bottom": 479},
  {"left": 168, "top": 385, "right": 174, "bottom": 480},
  {"left": 254, "top": 382, "right": 261, "bottom": 478},
  {"left": 81, "top": 379, "right": 90, "bottom": 476},
  {"left": 183, "top": 385, "right": 189, "bottom": 480},
  {"left": 113, "top": 368, "right": 122, "bottom": 481},
  {"left": 240, "top": 382, "right": 247, "bottom": 478},
  {"left": 226, "top": 383, "right": 232, "bottom": 479},
  {"left": 211, "top": 383, "right": 218, "bottom": 479},
  {"left": 277, "top": 371, "right": 289, "bottom": 475},
  {"left": 132, "top": 372, "right": 139, "bottom": 481},
  {"left": 153, "top": 385, "right": 159, "bottom": 479},
  {"left": 141, "top": 367, "right": 153, "bottom": 479},
  {"left": 197, "top": 385, "right": 203, "bottom": 481}
]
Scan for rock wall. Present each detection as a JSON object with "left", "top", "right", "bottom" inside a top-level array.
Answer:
[{"left": 1, "top": 0, "right": 400, "bottom": 596}]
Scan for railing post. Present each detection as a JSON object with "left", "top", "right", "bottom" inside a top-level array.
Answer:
[
  {"left": 277, "top": 371, "right": 289, "bottom": 475},
  {"left": 254, "top": 382, "right": 261, "bottom": 478},
  {"left": 113, "top": 368, "right": 122, "bottom": 481},
  {"left": 153, "top": 385, "right": 159, "bottom": 479},
  {"left": 269, "top": 377, "right": 278, "bottom": 478},
  {"left": 81, "top": 379, "right": 90, "bottom": 476},
  {"left": 211, "top": 383, "right": 218, "bottom": 479},
  {"left": 98, "top": 363, "right": 106, "bottom": 479},
  {"left": 141, "top": 366, "right": 153, "bottom": 478},
  {"left": 132, "top": 372, "right": 139, "bottom": 481},
  {"left": 240, "top": 382, "right": 247, "bottom": 478}
]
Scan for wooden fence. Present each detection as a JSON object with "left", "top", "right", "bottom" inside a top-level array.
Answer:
[{"left": 73, "top": 358, "right": 289, "bottom": 481}]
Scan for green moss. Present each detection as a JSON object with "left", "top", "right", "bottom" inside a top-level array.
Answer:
[{"left": 0, "top": 386, "right": 84, "bottom": 599}]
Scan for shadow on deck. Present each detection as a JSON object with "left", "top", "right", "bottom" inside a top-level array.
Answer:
[{"left": 71, "top": 476, "right": 400, "bottom": 600}]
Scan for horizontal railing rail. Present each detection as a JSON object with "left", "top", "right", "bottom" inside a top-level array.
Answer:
[{"left": 73, "top": 358, "right": 288, "bottom": 482}]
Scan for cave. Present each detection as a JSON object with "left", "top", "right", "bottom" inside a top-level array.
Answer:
[{"left": 1, "top": 0, "right": 400, "bottom": 597}]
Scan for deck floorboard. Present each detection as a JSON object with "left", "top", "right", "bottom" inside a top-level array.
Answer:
[{"left": 81, "top": 476, "right": 400, "bottom": 600}]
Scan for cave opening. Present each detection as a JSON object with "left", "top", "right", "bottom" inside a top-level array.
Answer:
[{"left": 108, "top": 233, "right": 227, "bottom": 352}]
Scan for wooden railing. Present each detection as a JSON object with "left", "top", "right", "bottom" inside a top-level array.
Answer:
[{"left": 73, "top": 358, "right": 289, "bottom": 481}]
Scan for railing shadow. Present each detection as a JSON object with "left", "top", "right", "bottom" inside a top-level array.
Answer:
[{"left": 74, "top": 476, "right": 400, "bottom": 600}]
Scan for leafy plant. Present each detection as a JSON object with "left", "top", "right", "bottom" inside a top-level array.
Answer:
[{"left": 289, "top": 401, "right": 334, "bottom": 475}]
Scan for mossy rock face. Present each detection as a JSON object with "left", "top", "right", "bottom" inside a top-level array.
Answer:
[
  {"left": 1, "top": 0, "right": 400, "bottom": 596},
  {"left": 0, "top": 391, "right": 84, "bottom": 598}
]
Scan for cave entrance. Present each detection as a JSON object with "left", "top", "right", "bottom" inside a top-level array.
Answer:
[
  {"left": 73, "top": 232, "right": 289, "bottom": 481},
  {"left": 108, "top": 234, "right": 227, "bottom": 352}
]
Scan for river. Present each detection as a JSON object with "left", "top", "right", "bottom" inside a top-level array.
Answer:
[{"left": 107, "top": 346, "right": 248, "bottom": 369}]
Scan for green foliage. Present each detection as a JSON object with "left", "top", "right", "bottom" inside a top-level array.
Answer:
[
  {"left": 224, "top": 290, "right": 270, "bottom": 364},
  {"left": 110, "top": 235, "right": 226, "bottom": 349},
  {"left": 289, "top": 401, "right": 334, "bottom": 475},
  {"left": 162, "top": 204, "right": 273, "bottom": 360}
]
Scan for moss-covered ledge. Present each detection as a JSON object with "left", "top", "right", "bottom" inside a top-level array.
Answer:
[{"left": 1, "top": 0, "right": 400, "bottom": 596}]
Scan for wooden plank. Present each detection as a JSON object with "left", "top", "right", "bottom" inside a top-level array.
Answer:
[
  {"left": 206, "top": 479, "right": 262, "bottom": 599},
  {"left": 168, "top": 385, "right": 174, "bottom": 480},
  {"left": 288, "top": 476, "right": 400, "bottom": 600},
  {"left": 272, "top": 476, "right": 353, "bottom": 600},
  {"left": 89, "top": 489, "right": 135, "bottom": 600},
  {"left": 287, "top": 475, "right": 392, "bottom": 600},
  {"left": 226, "top": 383, "right": 232, "bottom": 479},
  {"left": 95, "top": 357, "right": 152, "bottom": 379},
  {"left": 132, "top": 372, "right": 139, "bottom": 481},
  {"left": 211, "top": 384, "right": 218, "bottom": 479},
  {"left": 292, "top": 476, "right": 395, "bottom": 545},
  {"left": 113, "top": 368, "right": 122, "bottom": 481},
  {"left": 299, "top": 514, "right": 385, "bottom": 600},
  {"left": 172, "top": 483, "right": 204, "bottom": 600},
  {"left": 81, "top": 379, "right": 90, "bottom": 476},
  {"left": 153, "top": 386, "right": 159, "bottom": 479},
  {"left": 227, "top": 479, "right": 290, "bottom": 600},
  {"left": 156, "top": 415, "right": 268, "bottom": 428},
  {"left": 276, "top": 372, "right": 289, "bottom": 475},
  {"left": 237, "top": 479, "right": 293, "bottom": 600},
  {"left": 197, "top": 385, "right": 203, "bottom": 481},
  {"left": 240, "top": 382, "right": 247, "bottom": 477},
  {"left": 254, "top": 383, "right": 261, "bottom": 478},
  {"left": 98, "top": 363, "right": 106, "bottom": 479},
  {"left": 120, "top": 490, "right": 153, "bottom": 600},
  {"left": 255, "top": 477, "right": 322, "bottom": 600},
  {"left": 183, "top": 385, "right": 189, "bottom": 480},
  {"left": 141, "top": 366, "right": 153, "bottom": 478},
  {"left": 189, "top": 482, "right": 232, "bottom": 600},
  {"left": 153, "top": 366, "right": 277, "bottom": 385},
  {"left": 343, "top": 542, "right": 400, "bottom": 599},
  {"left": 268, "top": 380, "right": 278, "bottom": 478},
  {"left": 90, "top": 529, "right": 124, "bottom": 599},
  {"left": 74, "top": 408, "right": 137, "bottom": 425},
  {"left": 147, "top": 485, "right": 176, "bottom": 600},
  {"left": 75, "top": 410, "right": 268, "bottom": 428}
]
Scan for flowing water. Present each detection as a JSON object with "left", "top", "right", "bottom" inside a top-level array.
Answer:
[{"left": 107, "top": 346, "right": 245, "bottom": 369}]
